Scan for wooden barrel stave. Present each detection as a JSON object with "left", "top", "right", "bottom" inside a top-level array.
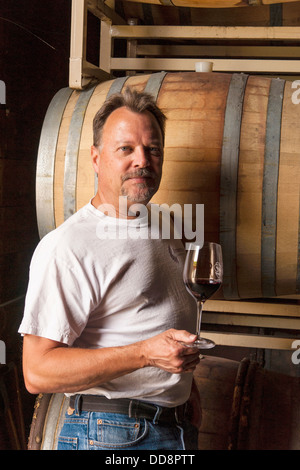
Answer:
[
  {"left": 237, "top": 76, "right": 269, "bottom": 298},
  {"left": 194, "top": 356, "right": 240, "bottom": 450}
]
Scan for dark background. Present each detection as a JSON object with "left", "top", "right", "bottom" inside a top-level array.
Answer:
[{"left": 0, "top": 0, "right": 71, "bottom": 448}]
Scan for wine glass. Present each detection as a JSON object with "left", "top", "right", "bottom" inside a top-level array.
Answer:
[{"left": 183, "top": 242, "right": 223, "bottom": 349}]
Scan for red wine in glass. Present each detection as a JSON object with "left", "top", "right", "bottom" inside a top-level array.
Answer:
[{"left": 183, "top": 242, "right": 223, "bottom": 349}]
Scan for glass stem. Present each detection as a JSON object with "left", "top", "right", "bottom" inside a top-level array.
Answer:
[{"left": 196, "top": 300, "right": 204, "bottom": 338}]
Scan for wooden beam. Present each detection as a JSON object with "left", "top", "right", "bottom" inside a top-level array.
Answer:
[
  {"left": 70, "top": 0, "right": 88, "bottom": 89},
  {"left": 136, "top": 44, "right": 300, "bottom": 58},
  {"left": 110, "top": 57, "right": 300, "bottom": 73},
  {"left": 99, "top": 20, "right": 112, "bottom": 74},
  {"left": 82, "top": 60, "right": 111, "bottom": 81},
  {"left": 203, "top": 332, "right": 298, "bottom": 349},
  {"left": 111, "top": 25, "right": 300, "bottom": 41},
  {"left": 204, "top": 300, "right": 300, "bottom": 317},
  {"left": 202, "top": 313, "right": 300, "bottom": 330},
  {"left": 69, "top": 0, "right": 117, "bottom": 88},
  {"left": 86, "top": 0, "right": 126, "bottom": 25}
]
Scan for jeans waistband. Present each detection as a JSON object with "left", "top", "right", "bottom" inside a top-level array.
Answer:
[{"left": 69, "top": 394, "right": 188, "bottom": 425}]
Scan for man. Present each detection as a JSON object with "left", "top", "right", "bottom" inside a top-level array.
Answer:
[{"left": 19, "top": 87, "right": 201, "bottom": 450}]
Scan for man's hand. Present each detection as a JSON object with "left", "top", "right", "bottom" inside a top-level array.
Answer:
[{"left": 140, "top": 329, "right": 200, "bottom": 374}]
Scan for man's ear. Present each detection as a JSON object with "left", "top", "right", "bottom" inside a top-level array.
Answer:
[{"left": 91, "top": 145, "right": 100, "bottom": 173}]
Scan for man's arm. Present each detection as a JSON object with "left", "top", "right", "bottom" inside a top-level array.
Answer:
[{"left": 22, "top": 329, "right": 200, "bottom": 394}]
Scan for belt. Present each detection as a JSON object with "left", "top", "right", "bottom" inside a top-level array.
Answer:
[{"left": 69, "top": 395, "right": 188, "bottom": 425}]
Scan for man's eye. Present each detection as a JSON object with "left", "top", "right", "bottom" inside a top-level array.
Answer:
[{"left": 149, "top": 147, "right": 161, "bottom": 156}]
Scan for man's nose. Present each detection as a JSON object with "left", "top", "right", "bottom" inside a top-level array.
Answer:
[{"left": 133, "top": 146, "right": 150, "bottom": 167}]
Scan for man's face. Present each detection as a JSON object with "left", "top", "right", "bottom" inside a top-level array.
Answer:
[{"left": 92, "top": 107, "right": 164, "bottom": 213}]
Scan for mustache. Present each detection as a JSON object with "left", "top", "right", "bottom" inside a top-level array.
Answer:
[{"left": 121, "top": 168, "right": 156, "bottom": 183}]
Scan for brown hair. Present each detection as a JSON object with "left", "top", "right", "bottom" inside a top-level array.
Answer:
[{"left": 93, "top": 87, "right": 167, "bottom": 147}]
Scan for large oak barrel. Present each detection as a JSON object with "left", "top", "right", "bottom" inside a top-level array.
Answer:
[
  {"left": 194, "top": 355, "right": 300, "bottom": 450},
  {"left": 27, "top": 356, "right": 300, "bottom": 450},
  {"left": 36, "top": 72, "right": 300, "bottom": 300},
  {"left": 28, "top": 393, "right": 69, "bottom": 450}
]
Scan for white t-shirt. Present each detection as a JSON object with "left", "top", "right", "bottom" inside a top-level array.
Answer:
[{"left": 19, "top": 202, "right": 196, "bottom": 407}]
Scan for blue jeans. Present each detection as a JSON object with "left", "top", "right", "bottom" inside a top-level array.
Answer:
[{"left": 57, "top": 405, "right": 198, "bottom": 450}]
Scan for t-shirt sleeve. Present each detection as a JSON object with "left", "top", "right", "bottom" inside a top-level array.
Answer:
[{"left": 18, "top": 243, "right": 96, "bottom": 346}]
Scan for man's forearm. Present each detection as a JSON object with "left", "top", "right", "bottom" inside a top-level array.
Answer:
[
  {"left": 23, "top": 329, "right": 200, "bottom": 394},
  {"left": 23, "top": 336, "right": 146, "bottom": 394}
]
